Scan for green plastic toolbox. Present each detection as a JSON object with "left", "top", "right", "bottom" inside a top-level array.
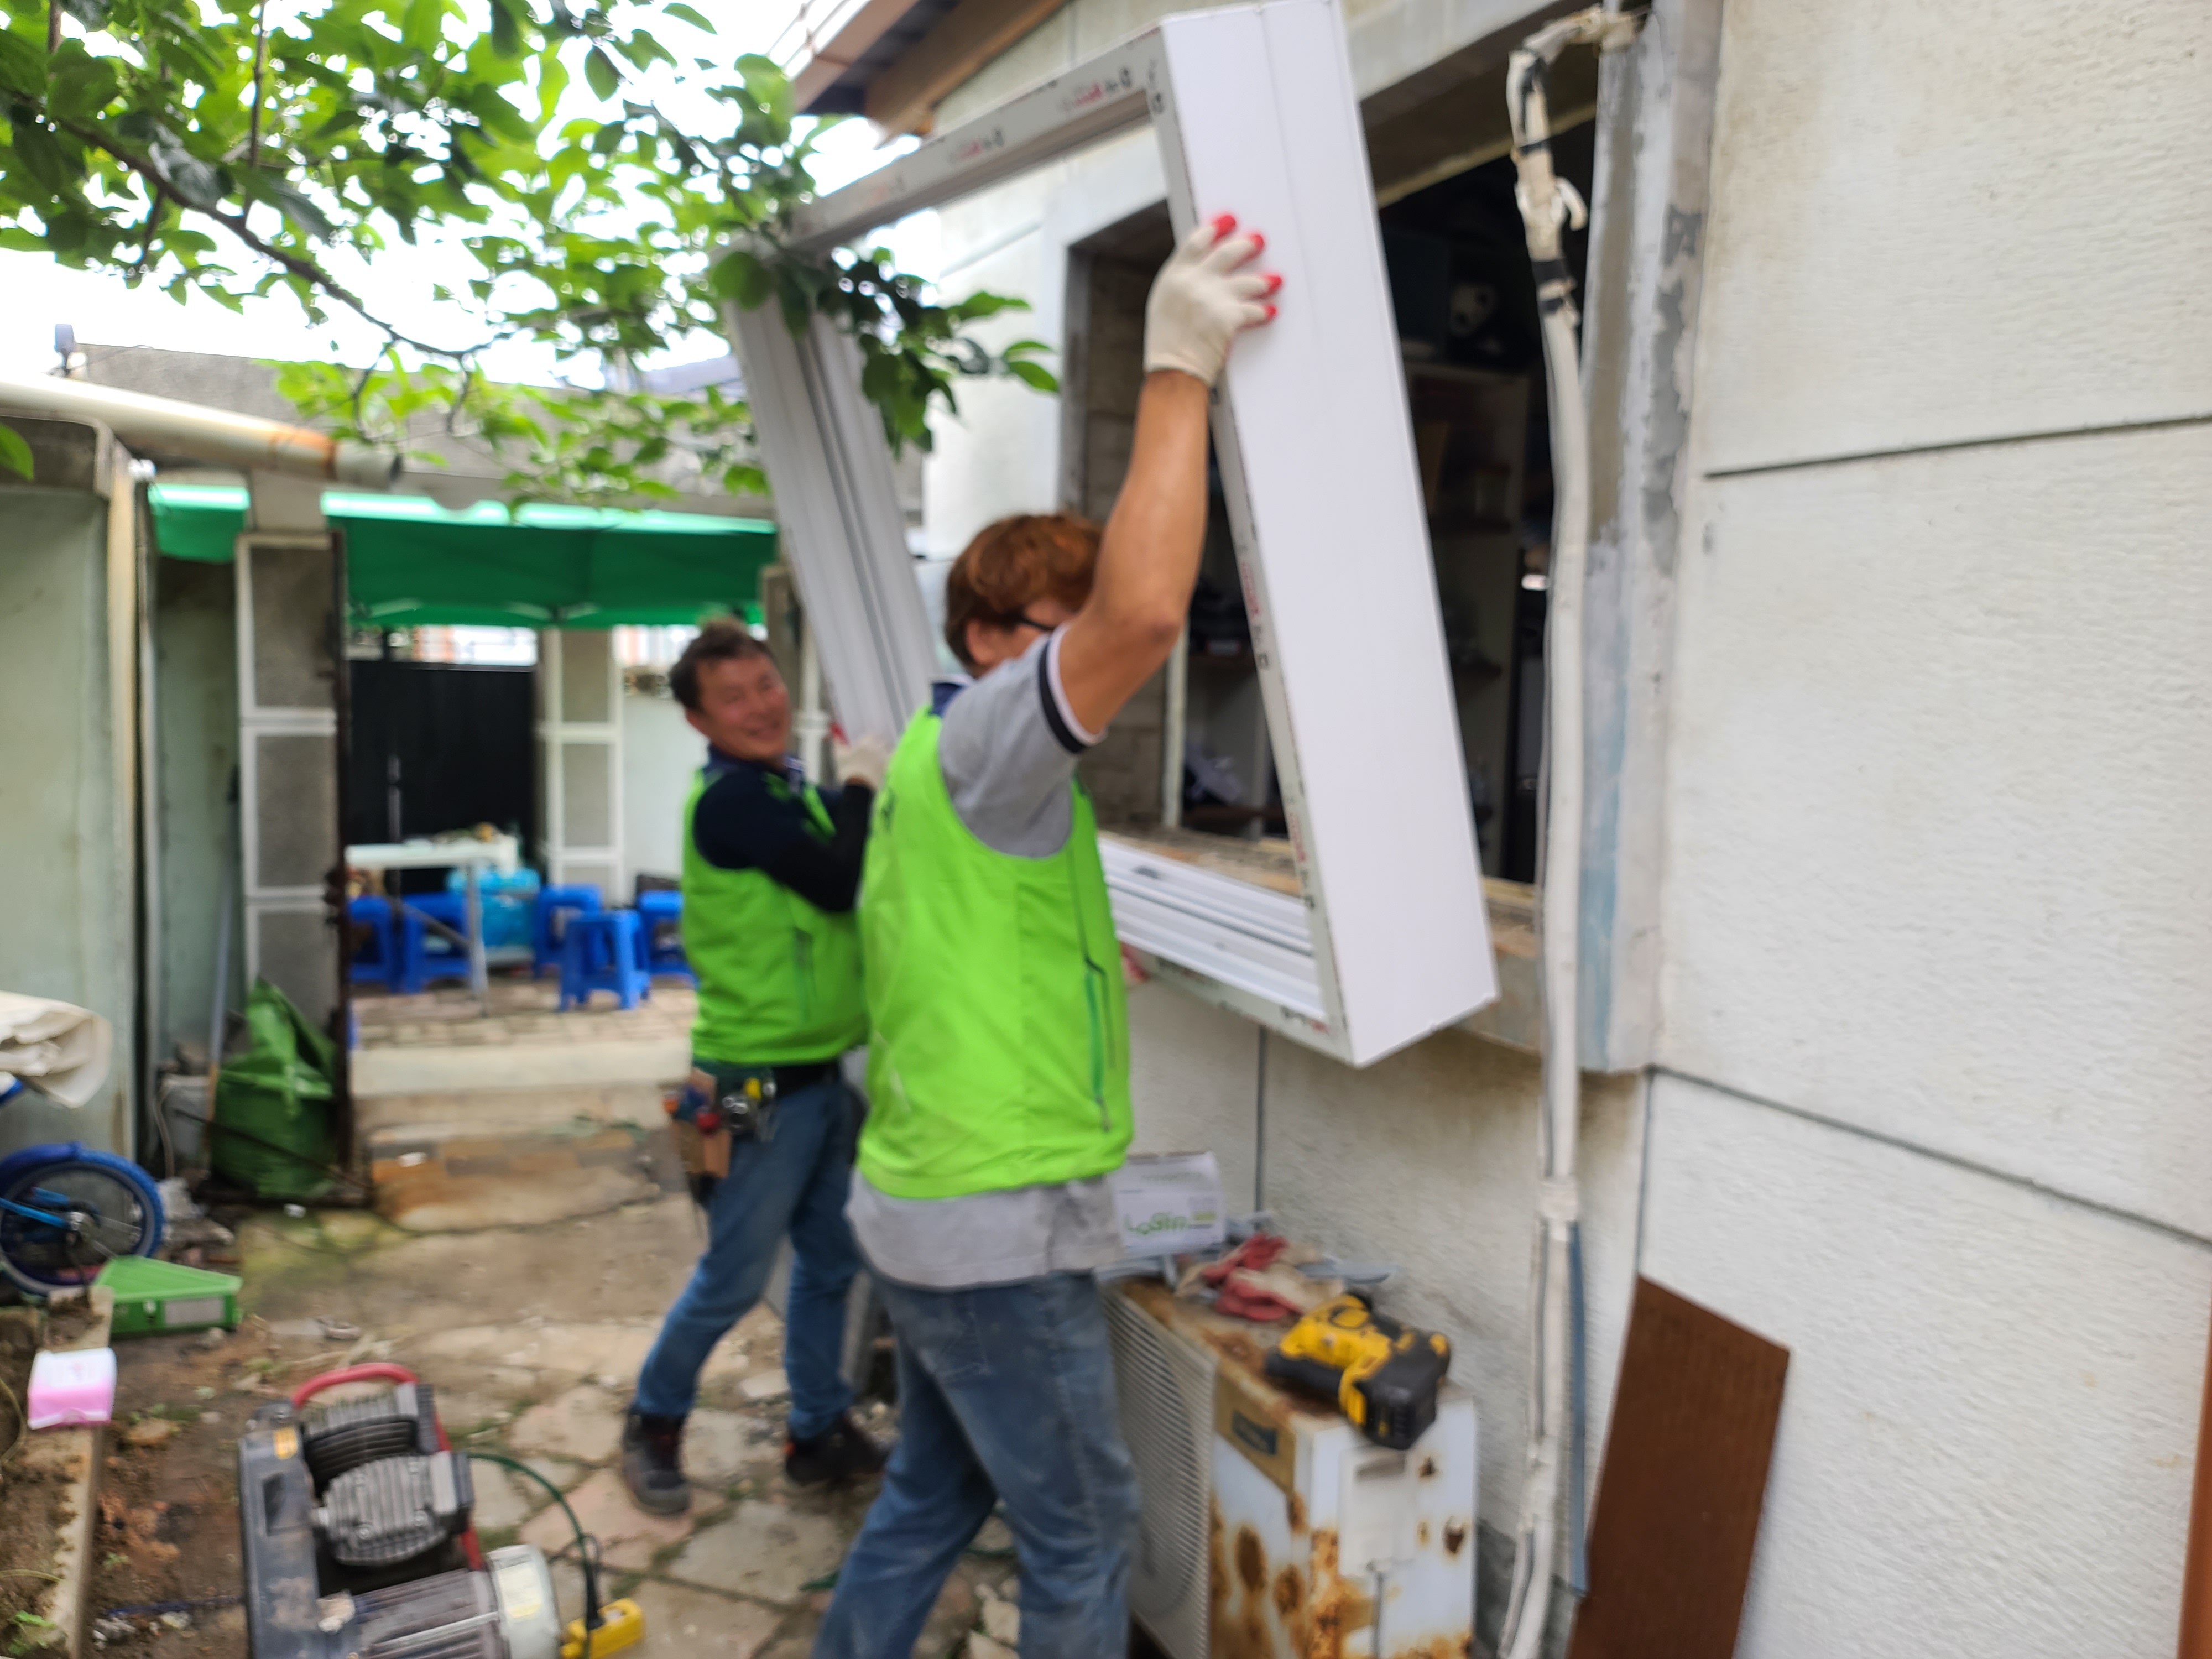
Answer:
[{"left": 96, "top": 1256, "right": 241, "bottom": 1336}]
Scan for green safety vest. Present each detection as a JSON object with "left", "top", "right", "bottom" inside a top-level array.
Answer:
[
  {"left": 681, "top": 766, "right": 867, "bottom": 1065},
  {"left": 857, "top": 709, "right": 1134, "bottom": 1200}
]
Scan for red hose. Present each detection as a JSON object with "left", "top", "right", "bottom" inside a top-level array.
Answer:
[
  {"left": 291, "top": 1363, "right": 419, "bottom": 1408},
  {"left": 290, "top": 1363, "right": 484, "bottom": 1569}
]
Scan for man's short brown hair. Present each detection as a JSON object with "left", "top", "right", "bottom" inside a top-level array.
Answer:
[
  {"left": 942, "top": 513, "right": 1102, "bottom": 670},
  {"left": 670, "top": 615, "right": 773, "bottom": 712}
]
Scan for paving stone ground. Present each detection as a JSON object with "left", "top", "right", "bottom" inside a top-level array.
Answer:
[{"left": 207, "top": 1192, "right": 1015, "bottom": 1656}]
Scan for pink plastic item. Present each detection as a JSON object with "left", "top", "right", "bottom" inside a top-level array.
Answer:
[{"left": 27, "top": 1346, "right": 116, "bottom": 1429}]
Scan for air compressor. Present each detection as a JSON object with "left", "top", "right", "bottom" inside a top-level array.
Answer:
[{"left": 238, "top": 1364, "right": 637, "bottom": 1658}]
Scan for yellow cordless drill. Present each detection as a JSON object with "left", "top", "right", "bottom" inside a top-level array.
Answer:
[{"left": 1264, "top": 1292, "right": 1452, "bottom": 1451}]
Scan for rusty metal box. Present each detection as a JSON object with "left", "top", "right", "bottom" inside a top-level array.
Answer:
[{"left": 1107, "top": 1277, "right": 1478, "bottom": 1659}]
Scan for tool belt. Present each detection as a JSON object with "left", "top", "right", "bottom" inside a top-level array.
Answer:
[{"left": 663, "top": 1059, "right": 842, "bottom": 1182}]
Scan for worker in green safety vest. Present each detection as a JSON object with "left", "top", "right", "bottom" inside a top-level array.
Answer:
[
  {"left": 817, "top": 215, "right": 1281, "bottom": 1657},
  {"left": 622, "top": 618, "right": 893, "bottom": 1516}
]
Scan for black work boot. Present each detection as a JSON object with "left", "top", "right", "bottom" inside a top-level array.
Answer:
[
  {"left": 784, "top": 1411, "right": 888, "bottom": 1488},
  {"left": 621, "top": 1408, "right": 690, "bottom": 1515}
]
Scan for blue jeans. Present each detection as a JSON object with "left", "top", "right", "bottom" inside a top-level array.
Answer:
[
  {"left": 815, "top": 1271, "right": 1141, "bottom": 1659},
  {"left": 633, "top": 1074, "right": 860, "bottom": 1438}
]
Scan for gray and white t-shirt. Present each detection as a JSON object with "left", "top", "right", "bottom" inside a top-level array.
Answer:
[{"left": 846, "top": 628, "right": 1126, "bottom": 1290}]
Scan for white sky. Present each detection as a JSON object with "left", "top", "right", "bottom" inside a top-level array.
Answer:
[{"left": 0, "top": 18, "right": 935, "bottom": 385}]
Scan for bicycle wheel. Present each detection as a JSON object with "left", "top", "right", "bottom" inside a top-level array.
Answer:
[{"left": 0, "top": 1153, "right": 164, "bottom": 1296}]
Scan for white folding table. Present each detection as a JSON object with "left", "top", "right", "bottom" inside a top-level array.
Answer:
[{"left": 345, "top": 836, "right": 521, "bottom": 1010}]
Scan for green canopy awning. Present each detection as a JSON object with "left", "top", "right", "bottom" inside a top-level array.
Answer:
[{"left": 149, "top": 483, "right": 778, "bottom": 628}]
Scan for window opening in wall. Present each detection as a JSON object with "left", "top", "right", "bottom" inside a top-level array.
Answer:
[
  {"left": 1060, "top": 205, "right": 1286, "bottom": 869},
  {"left": 1381, "top": 120, "right": 1594, "bottom": 882},
  {"left": 1056, "top": 117, "right": 1594, "bottom": 890},
  {"left": 737, "top": 0, "right": 1498, "bottom": 1063}
]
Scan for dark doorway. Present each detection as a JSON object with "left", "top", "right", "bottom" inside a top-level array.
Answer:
[
  {"left": 345, "top": 660, "right": 535, "bottom": 893},
  {"left": 1380, "top": 119, "right": 1596, "bottom": 884}
]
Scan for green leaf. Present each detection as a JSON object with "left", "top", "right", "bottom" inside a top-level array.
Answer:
[
  {"left": 709, "top": 247, "right": 773, "bottom": 310},
  {"left": 468, "top": 90, "right": 537, "bottom": 143},
  {"left": 45, "top": 48, "right": 119, "bottom": 122},
  {"left": 489, "top": 0, "right": 523, "bottom": 58},
  {"left": 661, "top": 2, "right": 713, "bottom": 31},
  {"left": 582, "top": 46, "right": 619, "bottom": 100},
  {"left": 56, "top": 0, "right": 109, "bottom": 27},
  {"left": 9, "top": 121, "right": 75, "bottom": 193},
  {"left": 1006, "top": 359, "right": 1059, "bottom": 393},
  {"left": 949, "top": 290, "right": 1025, "bottom": 322},
  {"left": 401, "top": 0, "right": 446, "bottom": 52},
  {"left": 619, "top": 28, "right": 674, "bottom": 69},
  {"left": 146, "top": 133, "right": 225, "bottom": 211},
  {"left": 0, "top": 31, "right": 47, "bottom": 97},
  {"left": 0, "top": 422, "right": 33, "bottom": 482},
  {"left": 859, "top": 352, "right": 901, "bottom": 403},
  {"left": 536, "top": 51, "right": 570, "bottom": 119}
]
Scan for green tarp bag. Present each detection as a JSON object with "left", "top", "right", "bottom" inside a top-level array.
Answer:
[{"left": 212, "top": 979, "right": 338, "bottom": 1203}]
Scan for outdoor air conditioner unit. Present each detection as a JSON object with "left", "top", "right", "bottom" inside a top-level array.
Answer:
[{"left": 1104, "top": 1279, "right": 1477, "bottom": 1659}]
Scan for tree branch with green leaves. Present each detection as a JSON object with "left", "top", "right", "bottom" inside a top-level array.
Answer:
[{"left": 0, "top": 0, "right": 1052, "bottom": 491}]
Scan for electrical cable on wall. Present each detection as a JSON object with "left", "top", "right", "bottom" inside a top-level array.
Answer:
[{"left": 1493, "top": 10, "right": 1643, "bottom": 1659}]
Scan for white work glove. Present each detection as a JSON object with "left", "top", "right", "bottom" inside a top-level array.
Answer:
[
  {"left": 1142, "top": 214, "right": 1280, "bottom": 388},
  {"left": 832, "top": 733, "right": 893, "bottom": 792}
]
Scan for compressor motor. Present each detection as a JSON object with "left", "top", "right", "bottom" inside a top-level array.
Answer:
[{"left": 239, "top": 1367, "right": 564, "bottom": 1659}]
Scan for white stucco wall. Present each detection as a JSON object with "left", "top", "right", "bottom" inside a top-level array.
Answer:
[
  {"left": 921, "top": 127, "right": 1168, "bottom": 554},
  {"left": 1650, "top": 0, "right": 2212, "bottom": 1647},
  {"left": 1642, "top": 1076, "right": 2208, "bottom": 1659}
]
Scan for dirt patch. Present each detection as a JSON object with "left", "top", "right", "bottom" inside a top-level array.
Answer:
[
  {"left": 0, "top": 1313, "right": 70, "bottom": 1626},
  {"left": 42, "top": 1293, "right": 103, "bottom": 1352},
  {"left": 81, "top": 1332, "right": 248, "bottom": 1656}
]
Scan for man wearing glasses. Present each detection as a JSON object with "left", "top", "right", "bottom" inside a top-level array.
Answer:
[{"left": 816, "top": 215, "right": 1279, "bottom": 1657}]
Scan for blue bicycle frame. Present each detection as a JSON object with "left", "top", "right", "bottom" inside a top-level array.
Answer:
[{"left": 0, "top": 1074, "right": 166, "bottom": 1291}]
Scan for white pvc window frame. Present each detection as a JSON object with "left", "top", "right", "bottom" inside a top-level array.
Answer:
[{"left": 726, "top": 0, "right": 1496, "bottom": 1066}]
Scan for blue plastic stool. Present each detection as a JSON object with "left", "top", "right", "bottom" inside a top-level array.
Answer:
[
  {"left": 347, "top": 897, "right": 426, "bottom": 994},
  {"left": 560, "top": 910, "right": 650, "bottom": 1010},
  {"left": 635, "top": 890, "right": 694, "bottom": 984},
  {"left": 407, "top": 893, "right": 474, "bottom": 984},
  {"left": 533, "top": 884, "right": 604, "bottom": 978}
]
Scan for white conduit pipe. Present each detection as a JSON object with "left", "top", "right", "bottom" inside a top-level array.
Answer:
[
  {"left": 1495, "top": 11, "right": 1640, "bottom": 1659},
  {"left": 0, "top": 371, "right": 401, "bottom": 488}
]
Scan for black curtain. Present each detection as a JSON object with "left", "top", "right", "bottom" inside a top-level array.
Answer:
[{"left": 346, "top": 661, "right": 536, "bottom": 893}]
